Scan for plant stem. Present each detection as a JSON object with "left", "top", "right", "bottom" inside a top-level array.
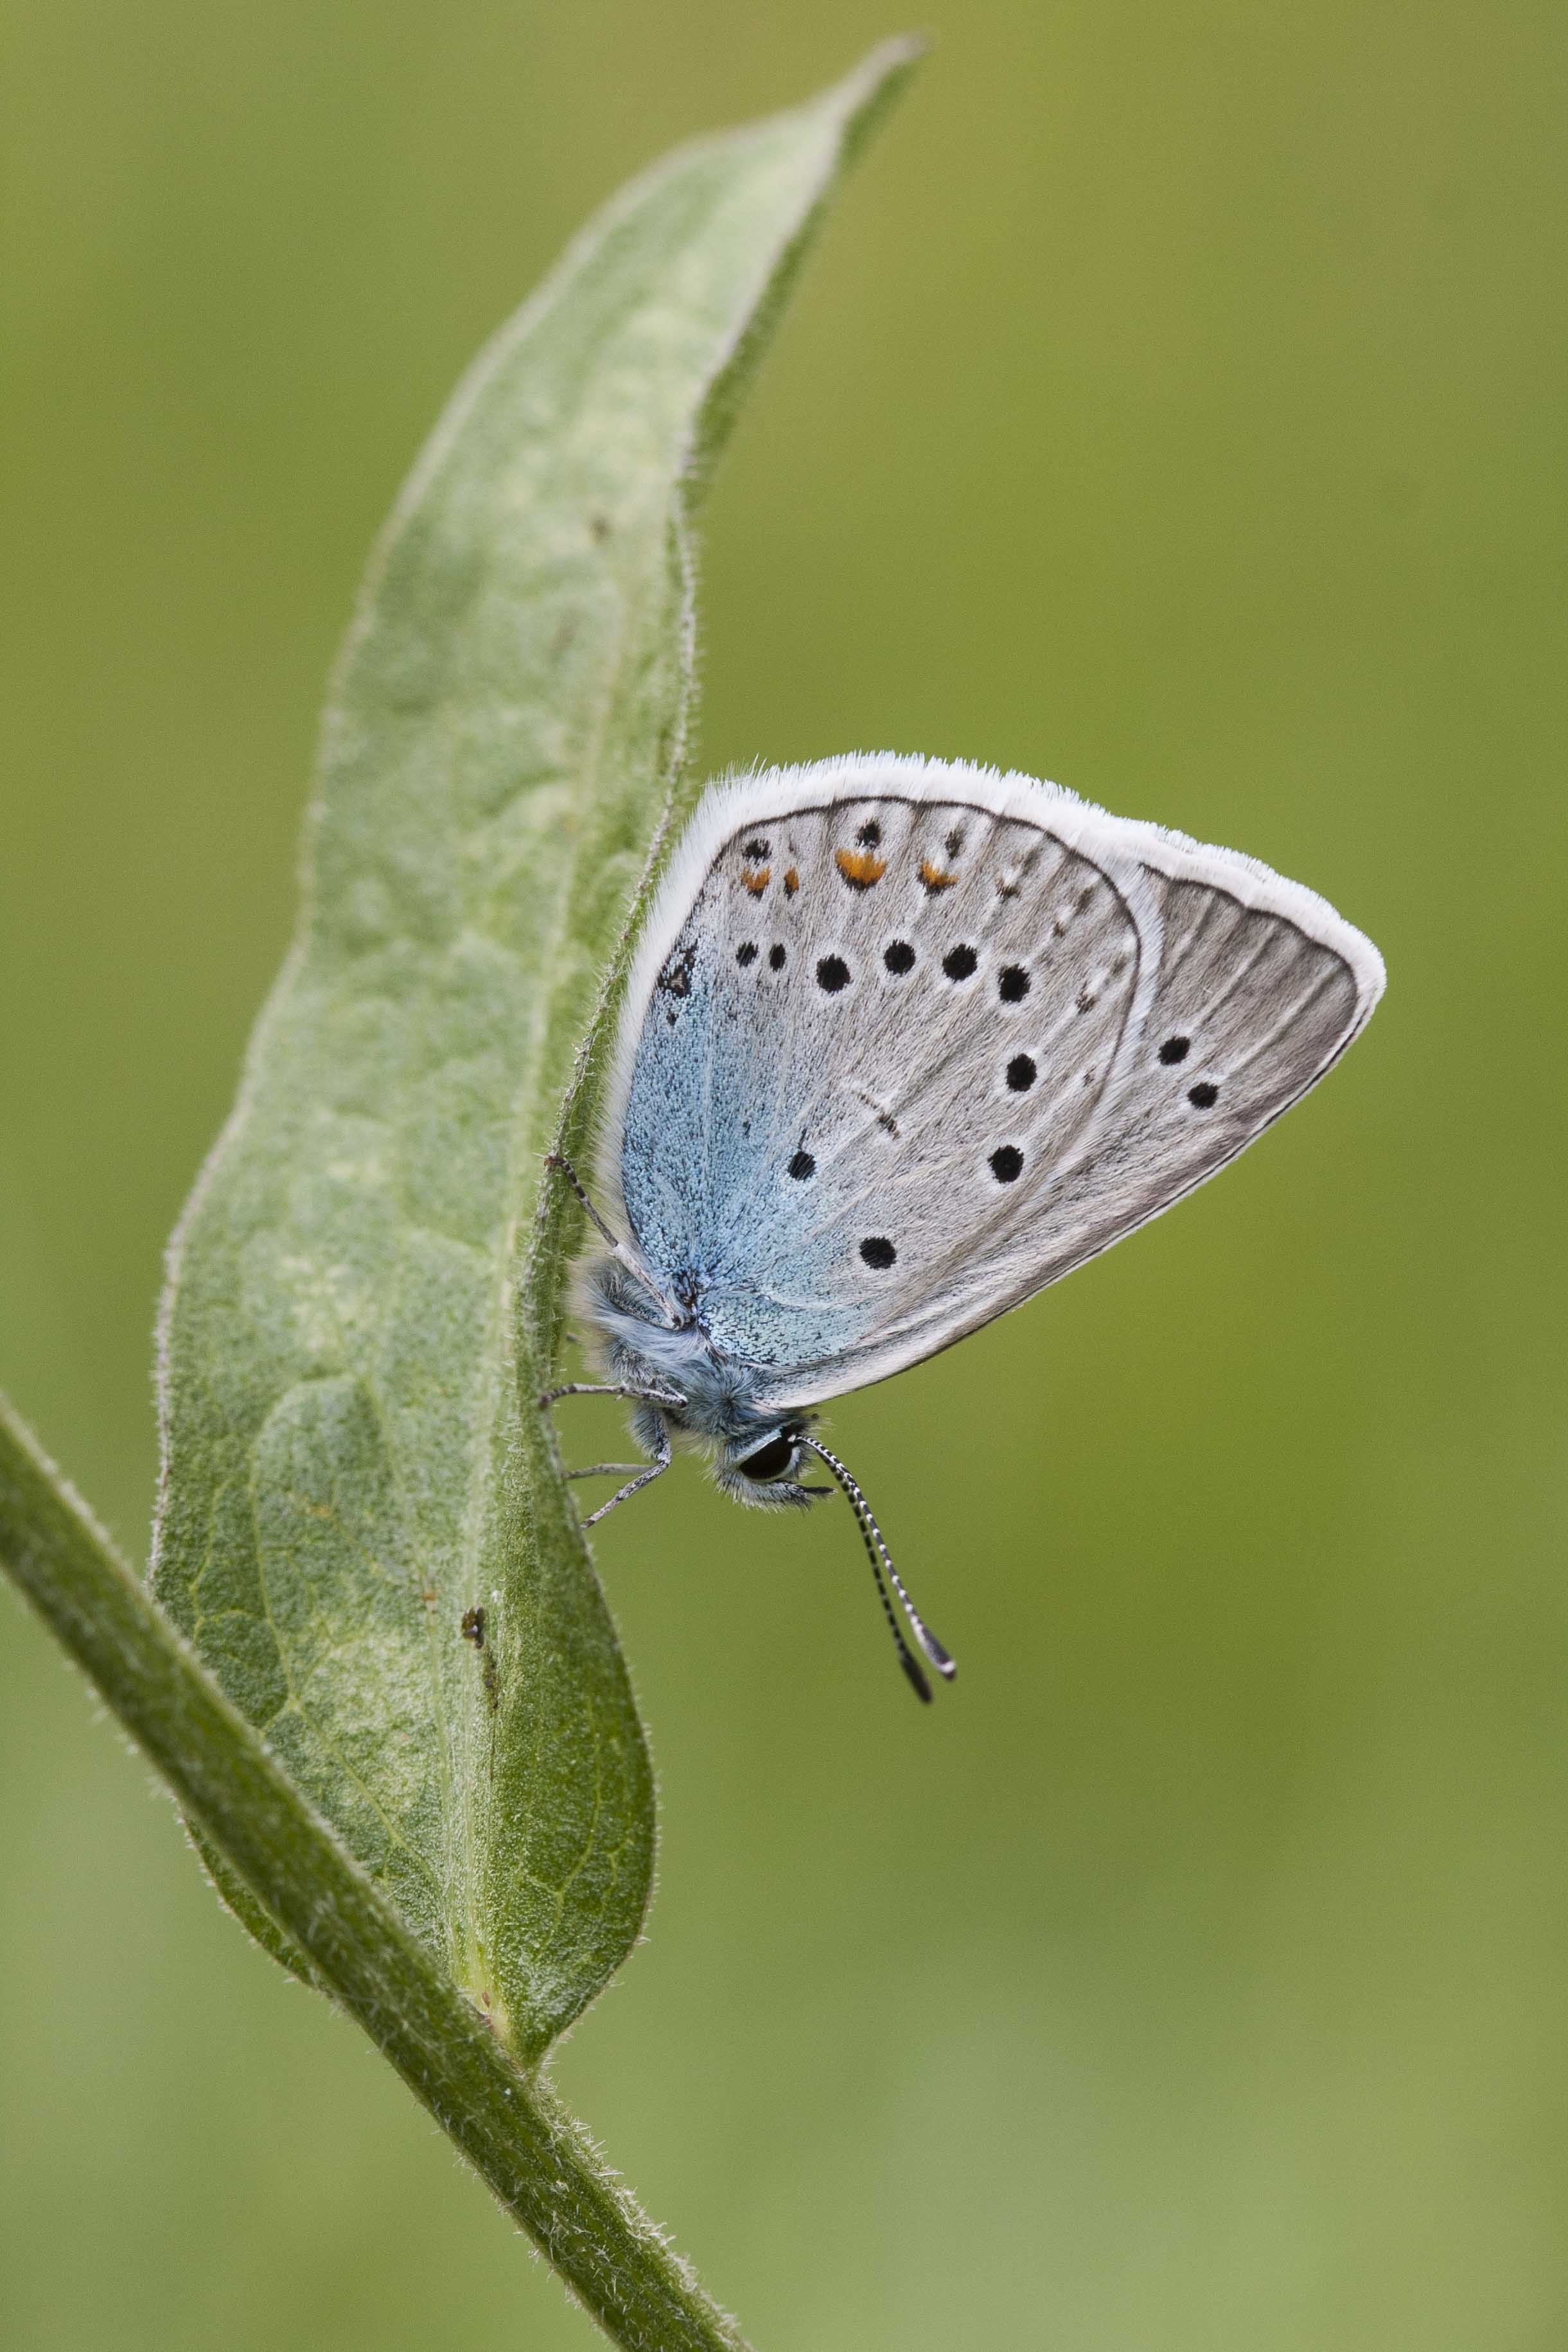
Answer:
[{"left": 0, "top": 1394, "right": 746, "bottom": 2352}]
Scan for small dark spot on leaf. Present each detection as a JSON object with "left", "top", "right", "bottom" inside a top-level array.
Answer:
[
  {"left": 859, "top": 1236, "right": 897, "bottom": 1269},
  {"left": 884, "top": 941, "right": 915, "bottom": 975},
  {"left": 461, "top": 1606, "right": 485, "bottom": 1647},
  {"left": 1188, "top": 1081, "right": 1219, "bottom": 1108},
  {"left": 942, "top": 944, "right": 978, "bottom": 982},
  {"left": 989, "top": 1145, "right": 1024, "bottom": 1184},
  {"left": 788, "top": 1149, "right": 815, "bottom": 1180},
  {"left": 998, "top": 964, "right": 1030, "bottom": 1003},
  {"left": 1159, "top": 1035, "right": 1190, "bottom": 1064},
  {"left": 1006, "top": 1054, "right": 1036, "bottom": 1092},
  {"left": 589, "top": 512, "right": 611, "bottom": 543},
  {"left": 816, "top": 954, "right": 850, "bottom": 993}
]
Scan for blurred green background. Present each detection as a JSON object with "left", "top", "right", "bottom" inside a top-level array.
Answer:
[{"left": 2, "top": 4, "right": 1564, "bottom": 2346}]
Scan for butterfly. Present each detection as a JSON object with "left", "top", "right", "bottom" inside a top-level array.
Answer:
[{"left": 543, "top": 754, "right": 1384, "bottom": 1699}]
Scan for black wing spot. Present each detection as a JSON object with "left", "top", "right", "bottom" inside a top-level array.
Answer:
[
  {"left": 989, "top": 1145, "right": 1024, "bottom": 1184},
  {"left": 859, "top": 1236, "right": 897, "bottom": 1269},
  {"left": 856, "top": 819, "right": 883, "bottom": 847},
  {"left": 743, "top": 836, "right": 770, "bottom": 860},
  {"left": 1158, "top": 1034, "right": 1190, "bottom": 1064},
  {"left": 945, "top": 826, "right": 965, "bottom": 857},
  {"left": 788, "top": 1149, "right": 815, "bottom": 1181},
  {"left": 1188, "top": 1081, "right": 1219, "bottom": 1109},
  {"left": 658, "top": 941, "right": 697, "bottom": 998},
  {"left": 736, "top": 942, "right": 757, "bottom": 967},
  {"left": 816, "top": 954, "right": 850, "bottom": 993},
  {"left": 769, "top": 944, "right": 786, "bottom": 971},
  {"left": 998, "top": 964, "right": 1030, "bottom": 1003},
  {"left": 884, "top": 940, "right": 915, "bottom": 975},
  {"left": 942, "top": 944, "right": 978, "bottom": 982},
  {"left": 1006, "top": 1053, "right": 1036, "bottom": 1093},
  {"left": 1075, "top": 986, "right": 1097, "bottom": 1014}
]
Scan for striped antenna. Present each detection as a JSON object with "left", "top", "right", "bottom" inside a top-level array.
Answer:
[{"left": 798, "top": 1437, "right": 957, "bottom": 1703}]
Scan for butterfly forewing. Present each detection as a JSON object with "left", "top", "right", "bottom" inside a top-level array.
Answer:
[{"left": 612, "top": 760, "right": 1380, "bottom": 1408}]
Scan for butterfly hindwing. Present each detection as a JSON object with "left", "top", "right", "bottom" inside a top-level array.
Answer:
[{"left": 606, "top": 757, "right": 1382, "bottom": 1408}]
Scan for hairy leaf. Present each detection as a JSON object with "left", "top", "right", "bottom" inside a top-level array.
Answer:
[
  {"left": 1, "top": 1396, "right": 750, "bottom": 2348},
  {"left": 152, "top": 40, "right": 919, "bottom": 2060}
]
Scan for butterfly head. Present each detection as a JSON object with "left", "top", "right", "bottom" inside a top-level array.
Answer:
[{"left": 713, "top": 1418, "right": 825, "bottom": 1510}]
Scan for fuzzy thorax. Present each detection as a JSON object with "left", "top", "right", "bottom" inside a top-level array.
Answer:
[{"left": 572, "top": 1249, "right": 824, "bottom": 1509}]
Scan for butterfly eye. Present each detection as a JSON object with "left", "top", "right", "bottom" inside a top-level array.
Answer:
[{"left": 736, "top": 1428, "right": 799, "bottom": 1483}]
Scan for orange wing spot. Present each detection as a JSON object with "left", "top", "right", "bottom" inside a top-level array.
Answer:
[
  {"left": 919, "top": 858, "right": 959, "bottom": 893},
  {"left": 835, "top": 847, "right": 888, "bottom": 890},
  {"left": 784, "top": 867, "right": 800, "bottom": 895},
  {"left": 741, "top": 865, "right": 771, "bottom": 896}
]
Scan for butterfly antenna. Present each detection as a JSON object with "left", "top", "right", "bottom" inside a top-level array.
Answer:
[{"left": 798, "top": 1437, "right": 957, "bottom": 1703}]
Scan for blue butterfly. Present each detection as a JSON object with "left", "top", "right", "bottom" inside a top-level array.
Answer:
[{"left": 545, "top": 755, "right": 1384, "bottom": 1697}]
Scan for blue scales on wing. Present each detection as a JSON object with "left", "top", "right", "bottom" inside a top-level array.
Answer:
[{"left": 615, "top": 779, "right": 1373, "bottom": 1411}]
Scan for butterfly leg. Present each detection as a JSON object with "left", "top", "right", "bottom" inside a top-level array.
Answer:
[
  {"left": 543, "top": 1152, "right": 684, "bottom": 1325},
  {"left": 538, "top": 1379, "right": 687, "bottom": 1410},
  {"left": 579, "top": 1415, "right": 673, "bottom": 1527},
  {"left": 566, "top": 1462, "right": 645, "bottom": 1480},
  {"left": 543, "top": 1151, "right": 624, "bottom": 1253}
]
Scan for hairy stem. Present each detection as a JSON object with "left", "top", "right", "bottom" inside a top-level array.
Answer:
[{"left": 0, "top": 1395, "right": 745, "bottom": 2352}]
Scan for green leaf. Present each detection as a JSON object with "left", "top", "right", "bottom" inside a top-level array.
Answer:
[
  {"left": 0, "top": 1394, "right": 750, "bottom": 2348},
  {"left": 152, "top": 39, "right": 921, "bottom": 2061}
]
